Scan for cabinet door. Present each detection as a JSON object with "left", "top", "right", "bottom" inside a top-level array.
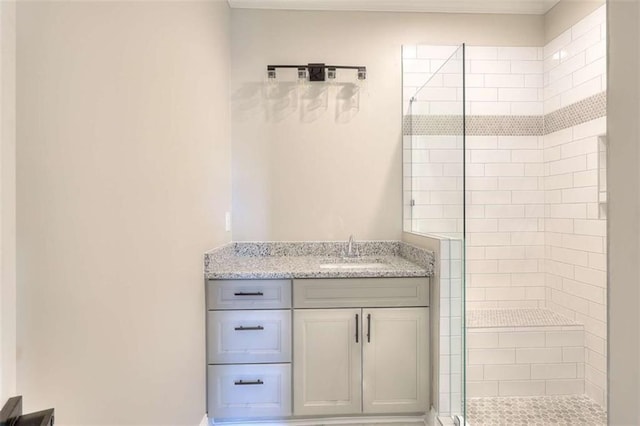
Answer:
[
  {"left": 293, "top": 309, "right": 362, "bottom": 416},
  {"left": 362, "top": 308, "right": 429, "bottom": 414}
]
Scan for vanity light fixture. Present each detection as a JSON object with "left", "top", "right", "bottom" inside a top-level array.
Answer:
[
  {"left": 297, "top": 67, "right": 308, "bottom": 80},
  {"left": 266, "top": 63, "right": 367, "bottom": 82}
]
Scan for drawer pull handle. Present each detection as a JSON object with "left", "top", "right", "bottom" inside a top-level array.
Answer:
[
  {"left": 234, "top": 326, "right": 265, "bottom": 331},
  {"left": 234, "top": 379, "right": 264, "bottom": 386},
  {"left": 233, "top": 292, "right": 264, "bottom": 296}
]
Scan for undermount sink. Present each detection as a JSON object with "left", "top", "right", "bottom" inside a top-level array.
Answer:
[{"left": 319, "top": 262, "right": 390, "bottom": 270}]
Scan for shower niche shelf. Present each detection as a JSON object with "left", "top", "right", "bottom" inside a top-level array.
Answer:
[{"left": 598, "top": 133, "right": 607, "bottom": 219}]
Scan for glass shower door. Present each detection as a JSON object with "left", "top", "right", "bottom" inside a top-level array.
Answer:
[{"left": 403, "top": 44, "right": 466, "bottom": 424}]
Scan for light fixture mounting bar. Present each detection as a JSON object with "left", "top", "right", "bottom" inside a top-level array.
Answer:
[{"left": 266, "top": 63, "right": 366, "bottom": 81}]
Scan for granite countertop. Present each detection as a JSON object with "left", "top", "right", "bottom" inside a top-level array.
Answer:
[{"left": 204, "top": 241, "right": 435, "bottom": 279}]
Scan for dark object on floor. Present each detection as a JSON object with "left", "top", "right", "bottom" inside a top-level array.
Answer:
[{"left": 0, "top": 396, "right": 54, "bottom": 426}]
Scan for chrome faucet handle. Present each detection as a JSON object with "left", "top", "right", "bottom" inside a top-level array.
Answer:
[{"left": 346, "top": 235, "right": 356, "bottom": 257}]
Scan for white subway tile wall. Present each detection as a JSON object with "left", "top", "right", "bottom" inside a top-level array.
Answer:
[
  {"left": 544, "top": 6, "right": 606, "bottom": 114},
  {"left": 434, "top": 237, "right": 464, "bottom": 418},
  {"left": 403, "top": 3, "right": 607, "bottom": 411},
  {"left": 543, "top": 5, "right": 607, "bottom": 407},
  {"left": 404, "top": 43, "right": 548, "bottom": 309}
]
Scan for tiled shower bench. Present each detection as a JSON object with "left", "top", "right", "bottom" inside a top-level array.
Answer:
[{"left": 466, "top": 308, "right": 584, "bottom": 398}]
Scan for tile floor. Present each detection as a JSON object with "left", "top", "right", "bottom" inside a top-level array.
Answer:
[
  {"left": 321, "top": 423, "right": 423, "bottom": 426},
  {"left": 466, "top": 394, "right": 607, "bottom": 426},
  {"left": 251, "top": 422, "right": 424, "bottom": 426}
]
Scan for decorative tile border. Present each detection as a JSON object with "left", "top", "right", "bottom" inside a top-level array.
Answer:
[
  {"left": 468, "top": 115, "right": 543, "bottom": 136},
  {"left": 545, "top": 91, "right": 607, "bottom": 134},
  {"left": 403, "top": 91, "right": 606, "bottom": 136},
  {"left": 403, "top": 115, "right": 542, "bottom": 136},
  {"left": 403, "top": 115, "right": 463, "bottom": 136}
]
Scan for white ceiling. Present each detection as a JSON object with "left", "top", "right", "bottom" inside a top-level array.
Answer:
[{"left": 227, "top": 0, "right": 560, "bottom": 15}]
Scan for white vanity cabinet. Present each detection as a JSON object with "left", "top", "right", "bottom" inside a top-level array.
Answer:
[
  {"left": 205, "top": 276, "right": 430, "bottom": 422},
  {"left": 206, "top": 279, "right": 293, "bottom": 420},
  {"left": 293, "top": 278, "right": 430, "bottom": 417}
]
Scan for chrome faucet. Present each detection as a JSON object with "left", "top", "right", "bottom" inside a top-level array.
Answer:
[{"left": 345, "top": 235, "right": 358, "bottom": 258}]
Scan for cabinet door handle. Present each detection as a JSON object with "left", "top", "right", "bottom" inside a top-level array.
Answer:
[
  {"left": 367, "top": 313, "right": 371, "bottom": 343},
  {"left": 355, "top": 313, "right": 359, "bottom": 343},
  {"left": 234, "top": 325, "right": 265, "bottom": 331},
  {"left": 234, "top": 379, "right": 264, "bottom": 386},
  {"left": 233, "top": 292, "right": 264, "bottom": 296}
]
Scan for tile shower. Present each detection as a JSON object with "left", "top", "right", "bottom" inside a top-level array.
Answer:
[{"left": 403, "top": 5, "right": 607, "bottom": 424}]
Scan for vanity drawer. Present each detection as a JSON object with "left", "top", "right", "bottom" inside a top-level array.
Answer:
[
  {"left": 207, "top": 310, "right": 291, "bottom": 364},
  {"left": 207, "top": 363, "right": 292, "bottom": 419},
  {"left": 207, "top": 279, "right": 291, "bottom": 310},
  {"left": 293, "top": 277, "right": 429, "bottom": 308}
]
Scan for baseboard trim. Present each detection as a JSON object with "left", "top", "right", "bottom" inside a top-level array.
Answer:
[
  {"left": 425, "top": 407, "right": 437, "bottom": 426},
  {"left": 207, "top": 415, "right": 427, "bottom": 425},
  {"left": 437, "top": 416, "right": 453, "bottom": 426}
]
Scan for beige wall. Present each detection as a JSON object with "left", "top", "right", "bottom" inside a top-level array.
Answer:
[
  {"left": 231, "top": 9, "right": 543, "bottom": 241},
  {"left": 16, "top": 1, "right": 231, "bottom": 425},
  {"left": 607, "top": 1, "right": 640, "bottom": 424},
  {"left": 544, "top": 0, "right": 605, "bottom": 43},
  {"left": 1, "top": 0, "right": 17, "bottom": 404},
  {"left": 13, "top": 2, "right": 640, "bottom": 425}
]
